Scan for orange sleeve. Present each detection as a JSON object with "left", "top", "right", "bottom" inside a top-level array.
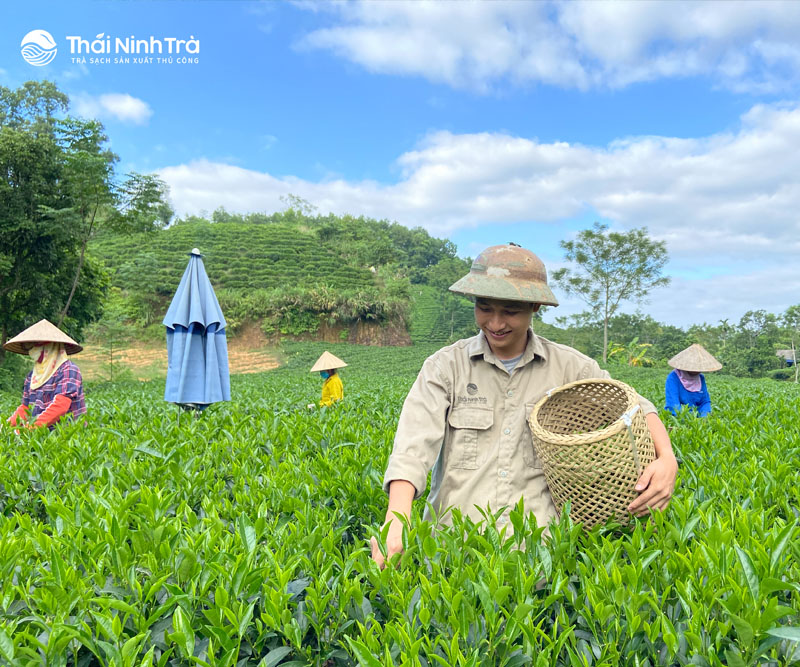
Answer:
[
  {"left": 7, "top": 404, "right": 30, "bottom": 426},
  {"left": 33, "top": 394, "right": 72, "bottom": 428}
]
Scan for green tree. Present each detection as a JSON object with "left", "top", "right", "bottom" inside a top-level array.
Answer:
[
  {"left": 0, "top": 80, "right": 166, "bottom": 361},
  {"left": 606, "top": 312, "right": 687, "bottom": 364},
  {"left": 552, "top": 222, "right": 670, "bottom": 363},
  {"left": 730, "top": 310, "right": 781, "bottom": 377},
  {"left": 54, "top": 118, "right": 172, "bottom": 326},
  {"left": 0, "top": 81, "right": 105, "bottom": 362},
  {"left": 117, "top": 252, "right": 165, "bottom": 326},
  {"left": 84, "top": 288, "right": 135, "bottom": 382},
  {"left": 781, "top": 304, "right": 800, "bottom": 382},
  {"left": 280, "top": 193, "right": 318, "bottom": 219}
]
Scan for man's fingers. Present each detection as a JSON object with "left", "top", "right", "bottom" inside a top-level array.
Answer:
[
  {"left": 628, "top": 488, "right": 654, "bottom": 512},
  {"left": 370, "top": 536, "right": 385, "bottom": 569},
  {"left": 630, "top": 487, "right": 672, "bottom": 515},
  {"left": 634, "top": 467, "right": 654, "bottom": 492},
  {"left": 629, "top": 484, "right": 660, "bottom": 512}
]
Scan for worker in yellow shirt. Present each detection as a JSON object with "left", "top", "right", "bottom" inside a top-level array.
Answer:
[{"left": 308, "top": 351, "right": 346, "bottom": 408}]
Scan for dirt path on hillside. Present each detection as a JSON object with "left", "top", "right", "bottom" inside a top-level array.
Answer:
[{"left": 80, "top": 324, "right": 280, "bottom": 381}]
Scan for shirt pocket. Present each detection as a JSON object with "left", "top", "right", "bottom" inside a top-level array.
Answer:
[
  {"left": 447, "top": 406, "right": 494, "bottom": 469},
  {"left": 522, "top": 402, "right": 543, "bottom": 469}
]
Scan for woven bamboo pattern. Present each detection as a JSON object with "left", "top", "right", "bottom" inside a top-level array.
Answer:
[{"left": 528, "top": 378, "right": 655, "bottom": 529}]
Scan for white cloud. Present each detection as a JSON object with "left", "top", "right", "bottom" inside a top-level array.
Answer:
[
  {"left": 632, "top": 264, "right": 800, "bottom": 328},
  {"left": 160, "top": 101, "right": 800, "bottom": 256},
  {"left": 60, "top": 63, "right": 89, "bottom": 81},
  {"left": 295, "top": 0, "right": 800, "bottom": 92},
  {"left": 72, "top": 92, "right": 153, "bottom": 125},
  {"left": 158, "top": 100, "right": 800, "bottom": 326}
]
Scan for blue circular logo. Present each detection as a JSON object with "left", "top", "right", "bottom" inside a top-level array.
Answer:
[{"left": 21, "top": 30, "right": 57, "bottom": 66}]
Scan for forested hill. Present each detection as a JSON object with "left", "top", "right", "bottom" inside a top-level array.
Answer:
[{"left": 89, "top": 209, "right": 476, "bottom": 344}]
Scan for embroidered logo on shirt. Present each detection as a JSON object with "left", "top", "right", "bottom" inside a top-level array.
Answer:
[
  {"left": 457, "top": 394, "right": 487, "bottom": 404},
  {"left": 466, "top": 383, "right": 478, "bottom": 395}
]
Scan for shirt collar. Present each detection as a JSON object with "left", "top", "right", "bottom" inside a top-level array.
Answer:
[{"left": 469, "top": 328, "right": 547, "bottom": 366}]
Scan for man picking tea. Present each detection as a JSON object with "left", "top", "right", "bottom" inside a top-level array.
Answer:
[{"left": 372, "top": 244, "right": 677, "bottom": 566}]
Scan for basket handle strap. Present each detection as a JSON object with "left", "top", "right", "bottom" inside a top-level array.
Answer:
[{"left": 622, "top": 404, "right": 643, "bottom": 475}]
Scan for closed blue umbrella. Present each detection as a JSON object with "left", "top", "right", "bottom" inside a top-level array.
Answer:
[{"left": 163, "top": 248, "right": 230, "bottom": 407}]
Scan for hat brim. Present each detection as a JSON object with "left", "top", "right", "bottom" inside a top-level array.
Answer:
[
  {"left": 310, "top": 351, "right": 348, "bottom": 372},
  {"left": 449, "top": 274, "right": 559, "bottom": 306},
  {"left": 667, "top": 344, "right": 722, "bottom": 372},
  {"left": 4, "top": 340, "right": 83, "bottom": 355},
  {"left": 3, "top": 319, "right": 83, "bottom": 355}
]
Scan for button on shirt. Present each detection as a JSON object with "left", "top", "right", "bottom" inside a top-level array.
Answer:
[{"left": 382, "top": 330, "right": 656, "bottom": 528}]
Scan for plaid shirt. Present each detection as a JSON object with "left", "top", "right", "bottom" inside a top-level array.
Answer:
[{"left": 22, "top": 360, "right": 87, "bottom": 420}]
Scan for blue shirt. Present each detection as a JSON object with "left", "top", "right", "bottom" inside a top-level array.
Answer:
[{"left": 664, "top": 369, "right": 711, "bottom": 417}]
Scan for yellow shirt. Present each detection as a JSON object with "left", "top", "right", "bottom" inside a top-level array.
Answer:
[
  {"left": 320, "top": 373, "right": 343, "bottom": 406},
  {"left": 383, "top": 329, "right": 656, "bottom": 528}
]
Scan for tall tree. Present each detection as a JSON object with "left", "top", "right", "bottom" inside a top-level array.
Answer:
[
  {"left": 0, "top": 81, "right": 85, "bottom": 361},
  {"left": 54, "top": 118, "right": 172, "bottom": 326},
  {"left": 782, "top": 304, "right": 800, "bottom": 382},
  {"left": 0, "top": 80, "right": 169, "bottom": 361},
  {"left": 552, "top": 222, "right": 670, "bottom": 363}
]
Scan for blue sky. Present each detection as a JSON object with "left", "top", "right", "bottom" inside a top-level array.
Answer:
[{"left": 5, "top": 1, "right": 800, "bottom": 328}]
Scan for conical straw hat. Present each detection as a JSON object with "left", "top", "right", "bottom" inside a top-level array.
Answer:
[
  {"left": 668, "top": 344, "right": 721, "bottom": 372},
  {"left": 310, "top": 351, "right": 347, "bottom": 372},
  {"left": 3, "top": 319, "right": 83, "bottom": 355}
]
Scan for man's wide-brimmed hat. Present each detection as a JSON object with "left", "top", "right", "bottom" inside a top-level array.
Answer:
[
  {"left": 310, "top": 351, "right": 347, "bottom": 372},
  {"left": 668, "top": 344, "right": 721, "bottom": 372},
  {"left": 449, "top": 243, "right": 559, "bottom": 306},
  {"left": 3, "top": 319, "right": 83, "bottom": 355}
]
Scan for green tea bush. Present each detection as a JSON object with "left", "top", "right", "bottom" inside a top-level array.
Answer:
[
  {"left": 0, "top": 347, "right": 798, "bottom": 666},
  {"left": 408, "top": 286, "right": 475, "bottom": 344},
  {"left": 218, "top": 287, "right": 409, "bottom": 337},
  {"left": 91, "top": 223, "right": 376, "bottom": 295}
]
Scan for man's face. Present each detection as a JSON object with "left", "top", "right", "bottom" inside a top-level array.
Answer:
[{"left": 474, "top": 298, "right": 538, "bottom": 359}]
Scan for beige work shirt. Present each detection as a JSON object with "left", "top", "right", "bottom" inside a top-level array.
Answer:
[{"left": 383, "top": 329, "right": 656, "bottom": 528}]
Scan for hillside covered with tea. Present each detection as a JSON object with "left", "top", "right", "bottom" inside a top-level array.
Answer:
[{"left": 88, "top": 209, "right": 476, "bottom": 344}]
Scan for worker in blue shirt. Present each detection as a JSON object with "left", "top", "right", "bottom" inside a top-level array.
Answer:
[{"left": 665, "top": 344, "right": 721, "bottom": 417}]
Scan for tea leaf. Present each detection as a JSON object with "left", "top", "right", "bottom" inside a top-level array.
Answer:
[
  {"left": 0, "top": 629, "right": 14, "bottom": 661},
  {"left": 766, "top": 627, "right": 800, "bottom": 642},
  {"left": 734, "top": 545, "right": 759, "bottom": 602},
  {"left": 345, "top": 637, "right": 383, "bottom": 667},
  {"left": 259, "top": 646, "right": 293, "bottom": 667},
  {"left": 238, "top": 513, "right": 257, "bottom": 555}
]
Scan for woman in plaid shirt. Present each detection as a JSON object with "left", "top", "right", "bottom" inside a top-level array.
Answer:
[{"left": 4, "top": 319, "right": 86, "bottom": 429}]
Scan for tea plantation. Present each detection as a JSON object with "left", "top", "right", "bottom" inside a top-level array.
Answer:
[
  {"left": 91, "top": 223, "right": 376, "bottom": 295},
  {"left": 1, "top": 342, "right": 799, "bottom": 666}
]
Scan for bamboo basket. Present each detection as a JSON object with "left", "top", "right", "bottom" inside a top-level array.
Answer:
[{"left": 527, "top": 378, "right": 655, "bottom": 529}]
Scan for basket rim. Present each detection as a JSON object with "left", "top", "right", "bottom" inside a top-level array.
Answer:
[{"left": 528, "top": 377, "right": 642, "bottom": 446}]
